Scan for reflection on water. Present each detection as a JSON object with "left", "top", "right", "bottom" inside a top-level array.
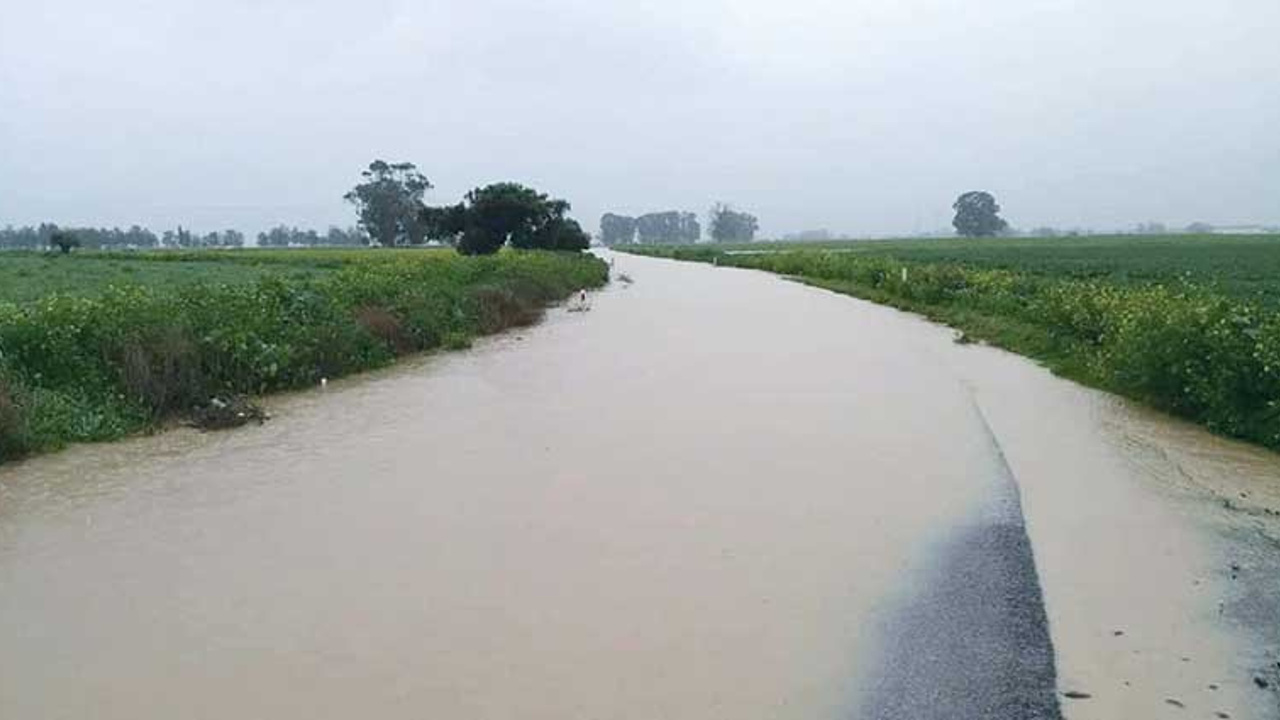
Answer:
[{"left": 1, "top": 253, "right": 1277, "bottom": 719}]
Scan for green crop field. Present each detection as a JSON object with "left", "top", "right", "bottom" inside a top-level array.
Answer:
[
  {"left": 0, "top": 248, "right": 607, "bottom": 461},
  {"left": 0, "top": 252, "right": 332, "bottom": 304},
  {"left": 623, "top": 233, "right": 1280, "bottom": 452},
  {"left": 696, "top": 234, "right": 1280, "bottom": 307},
  {"left": 0, "top": 247, "right": 476, "bottom": 305}
]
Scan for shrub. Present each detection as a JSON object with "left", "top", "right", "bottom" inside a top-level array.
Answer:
[
  {"left": 115, "top": 325, "right": 206, "bottom": 417},
  {"left": 469, "top": 286, "right": 542, "bottom": 333},
  {"left": 0, "top": 376, "right": 28, "bottom": 459},
  {"left": 354, "top": 305, "right": 412, "bottom": 354}
]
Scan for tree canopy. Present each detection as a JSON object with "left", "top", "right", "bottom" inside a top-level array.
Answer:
[
  {"left": 343, "top": 160, "right": 432, "bottom": 247},
  {"left": 424, "top": 182, "right": 589, "bottom": 255},
  {"left": 952, "top": 191, "right": 1008, "bottom": 237},
  {"left": 600, "top": 211, "right": 700, "bottom": 245},
  {"left": 637, "top": 211, "right": 700, "bottom": 244},
  {"left": 48, "top": 230, "right": 80, "bottom": 254},
  {"left": 600, "top": 213, "right": 638, "bottom": 245},
  {"left": 341, "top": 161, "right": 591, "bottom": 254},
  {"left": 708, "top": 203, "right": 759, "bottom": 243}
]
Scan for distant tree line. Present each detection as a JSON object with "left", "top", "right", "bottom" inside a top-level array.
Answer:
[
  {"left": 257, "top": 225, "right": 367, "bottom": 247},
  {"left": 344, "top": 160, "right": 590, "bottom": 255},
  {"left": 947, "top": 192, "right": 1267, "bottom": 239},
  {"left": 1017, "top": 222, "right": 1267, "bottom": 239},
  {"left": 599, "top": 211, "right": 700, "bottom": 245},
  {"left": 162, "top": 227, "right": 246, "bottom": 248},
  {"left": 1, "top": 224, "right": 157, "bottom": 250},
  {"left": 0, "top": 224, "right": 248, "bottom": 250},
  {"left": 0, "top": 223, "right": 377, "bottom": 251},
  {"left": 599, "top": 204, "right": 759, "bottom": 245},
  {"left": 783, "top": 229, "right": 834, "bottom": 242}
]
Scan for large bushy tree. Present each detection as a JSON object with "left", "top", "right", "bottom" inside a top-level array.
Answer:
[
  {"left": 533, "top": 217, "right": 591, "bottom": 251},
  {"left": 951, "top": 191, "right": 1008, "bottom": 237},
  {"left": 708, "top": 203, "right": 758, "bottom": 243},
  {"left": 344, "top": 160, "right": 432, "bottom": 246},
  {"left": 421, "top": 203, "right": 469, "bottom": 244},
  {"left": 432, "top": 182, "right": 587, "bottom": 255}
]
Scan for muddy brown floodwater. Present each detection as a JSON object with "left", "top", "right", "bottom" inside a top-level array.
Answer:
[{"left": 1, "top": 252, "right": 1278, "bottom": 719}]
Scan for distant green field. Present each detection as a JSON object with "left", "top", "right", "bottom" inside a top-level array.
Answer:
[
  {"left": 674, "top": 233, "right": 1280, "bottom": 307},
  {"left": 623, "top": 233, "right": 1280, "bottom": 452},
  {"left": 0, "top": 250, "right": 341, "bottom": 304}
]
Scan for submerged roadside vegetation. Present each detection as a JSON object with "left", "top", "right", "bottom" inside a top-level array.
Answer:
[
  {"left": 0, "top": 249, "right": 607, "bottom": 462},
  {"left": 624, "top": 236, "right": 1280, "bottom": 452}
]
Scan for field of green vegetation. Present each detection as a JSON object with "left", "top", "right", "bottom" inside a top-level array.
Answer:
[
  {"left": 623, "top": 234, "right": 1280, "bottom": 452},
  {"left": 0, "top": 252, "right": 335, "bottom": 304},
  {"left": 703, "top": 234, "right": 1280, "bottom": 307},
  {"left": 0, "top": 248, "right": 608, "bottom": 461}
]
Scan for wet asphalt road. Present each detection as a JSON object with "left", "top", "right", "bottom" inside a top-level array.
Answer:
[{"left": 858, "top": 402, "right": 1063, "bottom": 720}]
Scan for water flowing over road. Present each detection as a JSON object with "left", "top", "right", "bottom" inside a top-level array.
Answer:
[{"left": 2, "top": 252, "right": 1278, "bottom": 719}]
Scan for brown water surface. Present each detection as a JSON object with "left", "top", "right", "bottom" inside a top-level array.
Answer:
[{"left": 1, "top": 252, "right": 1276, "bottom": 719}]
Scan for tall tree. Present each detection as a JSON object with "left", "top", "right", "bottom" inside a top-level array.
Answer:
[
  {"left": 344, "top": 160, "right": 432, "bottom": 246},
  {"left": 708, "top": 203, "right": 758, "bottom": 243},
  {"left": 48, "top": 229, "right": 80, "bottom": 254},
  {"left": 951, "top": 191, "right": 1008, "bottom": 237},
  {"left": 677, "top": 212, "right": 701, "bottom": 242}
]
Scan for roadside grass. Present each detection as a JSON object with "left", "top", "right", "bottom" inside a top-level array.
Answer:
[
  {"left": 794, "top": 276, "right": 1093, "bottom": 381},
  {"left": 0, "top": 248, "right": 607, "bottom": 462},
  {"left": 622, "top": 236, "right": 1280, "bottom": 452}
]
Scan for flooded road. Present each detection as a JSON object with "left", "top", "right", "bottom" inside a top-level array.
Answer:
[{"left": 2, "top": 252, "right": 1278, "bottom": 719}]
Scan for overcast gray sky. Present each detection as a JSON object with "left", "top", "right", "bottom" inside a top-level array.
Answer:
[{"left": 2, "top": 0, "right": 1277, "bottom": 238}]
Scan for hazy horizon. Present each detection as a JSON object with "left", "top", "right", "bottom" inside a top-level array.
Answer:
[{"left": 2, "top": 0, "right": 1278, "bottom": 239}]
